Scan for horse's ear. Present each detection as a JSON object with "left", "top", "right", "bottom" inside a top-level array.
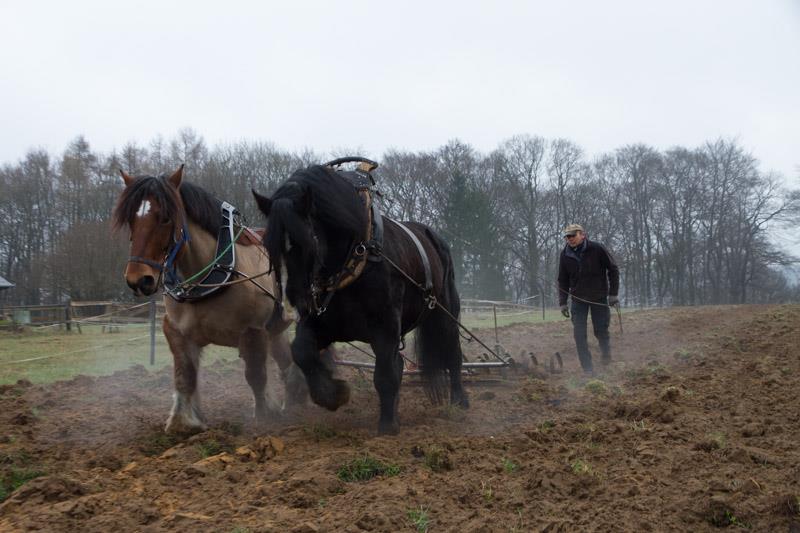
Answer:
[
  {"left": 119, "top": 169, "right": 135, "bottom": 186},
  {"left": 167, "top": 164, "right": 184, "bottom": 188},
  {"left": 252, "top": 189, "right": 272, "bottom": 216}
]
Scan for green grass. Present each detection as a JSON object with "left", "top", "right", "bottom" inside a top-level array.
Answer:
[
  {"left": 502, "top": 457, "right": 519, "bottom": 473},
  {"left": 459, "top": 308, "right": 564, "bottom": 329},
  {"left": 571, "top": 459, "right": 593, "bottom": 475},
  {"left": 138, "top": 430, "right": 182, "bottom": 457},
  {"left": 0, "top": 324, "right": 240, "bottom": 385},
  {"left": 336, "top": 455, "right": 401, "bottom": 482},
  {"left": 196, "top": 439, "right": 231, "bottom": 458},
  {"left": 407, "top": 506, "right": 431, "bottom": 532},
  {"left": 423, "top": 446, "right": 452, "bottom": 472},
  {"left": 0, "top": 468, "right": 45, "bottom": 502}
]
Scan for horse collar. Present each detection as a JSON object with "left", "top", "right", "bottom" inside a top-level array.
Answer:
[{"left": 165, "top": 202, "right": 239, "bottom": 302}]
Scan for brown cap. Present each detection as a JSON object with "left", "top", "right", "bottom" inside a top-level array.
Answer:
[{"left": 563, "top": 224, "right": 584, "bottom": 236}]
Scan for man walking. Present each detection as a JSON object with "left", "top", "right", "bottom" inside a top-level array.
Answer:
[{"left": 557, "top": 224, "right": 620, "bottom": 374}]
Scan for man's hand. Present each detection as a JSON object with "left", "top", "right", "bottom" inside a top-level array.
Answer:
[
  {"left": 608, "top": 295, "right": 619, "bottom": 307},
  {"left": 560, "top": 305, "right": 570, "bottom": 318}
]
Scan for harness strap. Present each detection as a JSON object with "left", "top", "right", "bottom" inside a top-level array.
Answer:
[
  {"left": 165, "top": 202, "right": 238, "bottom": 302},
  {"left": 128, "top": 256, "right": 166, "bottom": 270},
  {"left": 387, "top": 219, "right": 433, "bottom": 293}
]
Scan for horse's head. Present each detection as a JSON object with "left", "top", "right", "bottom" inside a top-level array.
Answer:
[
  {"left": 252, "top": 179, "right": 319, "bottom": 314},
  {"left": 252, "top": 166, "right": 370, "bottom": 316},
  {"left": 112, "top": 166, "right": 187, "bottom": 296}
]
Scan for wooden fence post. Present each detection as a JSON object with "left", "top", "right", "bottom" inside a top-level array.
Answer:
[{"left": 149, "top": 297, "right": 157, "bottom": 366}]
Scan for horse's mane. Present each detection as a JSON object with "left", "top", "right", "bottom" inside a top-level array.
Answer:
[
  {"left": 264, "top": 165, "right": 367, "bottom": 282},
  {"left": 112, "top": 176, "right": 223, "bottom": 235}
]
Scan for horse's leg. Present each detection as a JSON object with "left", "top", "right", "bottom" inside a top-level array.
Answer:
[
  {"left": 268, "top": 329, "right": 308, "bottom": 407},
  {"left": 370, "top": 332, "right": 404, "bottom": 435},
  {"left": 292, "top": 322, "right": 349, "bottom": 411},
  {"left": 239, "top": 329, "right": 282, "bottom": 425},
  {"left": 163, "top": 315, "right": 208, "bottom": 434}
]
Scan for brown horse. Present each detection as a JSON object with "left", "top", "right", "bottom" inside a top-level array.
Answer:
[{"left": 113, "top": 165, "right": 303, "bottom": 434}]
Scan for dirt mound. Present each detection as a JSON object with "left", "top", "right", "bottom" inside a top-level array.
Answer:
[{"left": 0, "top": 305, "right": 798, "bottom": 531}]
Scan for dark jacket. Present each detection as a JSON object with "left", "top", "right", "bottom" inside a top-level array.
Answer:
[{"left": 557, "top": 239, "right": 619, "bottom": 305}]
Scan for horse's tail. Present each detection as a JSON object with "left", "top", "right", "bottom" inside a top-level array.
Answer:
[{"left": 416, "top": 229, "right": 464, "bottom": 404}]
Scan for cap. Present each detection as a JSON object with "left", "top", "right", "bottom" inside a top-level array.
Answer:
[{"left": 563, "top": 224, "right": 584, "bottom": 236}]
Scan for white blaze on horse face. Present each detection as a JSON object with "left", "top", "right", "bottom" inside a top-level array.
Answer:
[{"left": 137, "top": 200, "right": 152, "bottom": 218}]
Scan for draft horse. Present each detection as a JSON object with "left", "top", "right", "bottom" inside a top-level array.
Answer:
[
  {"left": 252, "top": 162, "right": 468, "bottom": 434},
  {"left": 113, "top": 165, "right": 300, "bottom": 434}
]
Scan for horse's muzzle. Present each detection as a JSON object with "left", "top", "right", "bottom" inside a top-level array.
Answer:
[{"left": 127, "top": 275, "right": 157, "bottom": 297}]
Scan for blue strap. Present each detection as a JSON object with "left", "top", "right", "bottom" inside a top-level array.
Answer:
[{"left": 164, "top": 222, "right": 190, "bottom": 285}]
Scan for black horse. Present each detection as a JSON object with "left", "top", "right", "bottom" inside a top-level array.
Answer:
[{"left": 252, "top": 164, "right": 468, "bottom": 434}]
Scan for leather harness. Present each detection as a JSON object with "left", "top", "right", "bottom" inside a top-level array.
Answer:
[
  {"left": 164, "top": 202, "right": 239, "bottom": 302},
  {"left": 309, "top": 158, "right": 433, "bottom": 316}
]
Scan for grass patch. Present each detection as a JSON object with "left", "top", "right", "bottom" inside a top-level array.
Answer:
[
  {"left": 710, "top": 509, "right": 750, "bottom": 529},
  {"left": 502, "top": 458, "right": 519, "bottom": 473},
  {"left": 539, "top": 420, "right": 556, "bottom": 432},
  {"left": 196, "top": 439, "right": 231, "bottom": 458},
  {"left": 336, "top": 455, "right": 400, "bottom": 482},
  {"left": 0, "top": 467, "right": 44, "bottom": 502},
  {"left": 584, "top": 379, "right": 607, "bottom": 395},
  {"left": 138, "top": 431, "right": 182, "bottom": 457},
  {"left": 709, "top": 431, "right": 727, "bottom": 449},
  {"left": 217, "top": 420, "right": 243, "bottom": 437},
  {"left": 305, "top": 423, "right": 338, "bottom": 441},
  {"left": 571, "top": 459, "right": 593, "bottom": 475},
  {"left": 0, "top": 324, "right": 241, "bottom": 385},
  {"left": 407, "top": 506, "right": 431, "bottom": 533},
  {"left": 423, "top": 446, "right": 453, "bottom": 472},
  {"left": 480, "top": 480, "right": 494, "bottom": 503}
]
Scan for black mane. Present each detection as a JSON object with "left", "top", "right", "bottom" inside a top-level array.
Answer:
[
  {"left": 264, "top": 165, "right": 367, "bottom": 282},
  {"left": 113, "top": 175, "right": 223, "bottom": 235}
]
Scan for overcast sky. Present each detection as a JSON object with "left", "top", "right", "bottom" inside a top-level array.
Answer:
[{"left": 1, "top": 1, "right": 798, "bottom": 179}]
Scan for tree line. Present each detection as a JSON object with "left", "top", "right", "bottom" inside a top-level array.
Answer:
[{"left": 1, "top": 129, "right": 798, "bottom": 307}]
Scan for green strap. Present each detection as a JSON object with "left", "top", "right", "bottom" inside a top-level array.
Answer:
[{"left": 179, "top": 226, "right": 246, "bottom": 286}]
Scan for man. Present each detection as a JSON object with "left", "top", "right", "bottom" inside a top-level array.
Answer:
[{"left": 557, "top": 224, "right": 620, "bottom": 374}]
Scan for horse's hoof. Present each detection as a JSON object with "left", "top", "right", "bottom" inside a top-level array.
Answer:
[
  {"left": 377, "top": 420, "right": 399, "bottom": 436},
  {"left": 452, "top": 395, "right": 470, "bottom": 409},
  {"left": 332, "top": 379, "right": 350, "bottom": 409},
  {"left": 164, "top": 416, "right": 207, "bottom": 435},
  {"left": 310, "top": 378, "right": 350, "bottom": 411}
]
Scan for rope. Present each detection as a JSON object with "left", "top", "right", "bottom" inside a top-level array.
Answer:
[
  {"left": 28, "top": 301, "right": 153, "bottom": 331},
  {"left": 341, "top": 340, "right": 418, "bottom": 368},
  {"left": 379, "top": 252, "right": 508, "bottom": 365},
  {"left": 556, "top": 284, "right": 623, "bottom": 335}
]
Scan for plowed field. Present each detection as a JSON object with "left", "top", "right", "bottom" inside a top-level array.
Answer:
[{"left": 1, "top": 305, "right": 798, "bottom": 532}]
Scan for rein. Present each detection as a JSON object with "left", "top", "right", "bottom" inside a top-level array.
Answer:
[{"left": 557, "top": 285, "right": 624, "bottom": 335}]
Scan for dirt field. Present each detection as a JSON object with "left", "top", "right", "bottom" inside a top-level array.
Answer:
[{"left": 0, "top": 305, "right": 798, "bottom": 532}]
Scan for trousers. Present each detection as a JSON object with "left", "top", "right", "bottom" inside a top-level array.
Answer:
[{"left": 570, "top": 296, "right": 610, "bottom": 372}]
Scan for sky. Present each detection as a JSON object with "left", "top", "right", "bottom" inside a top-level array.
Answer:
[{"left": 0, "top": 0, "right": 798, "bottom": 180}]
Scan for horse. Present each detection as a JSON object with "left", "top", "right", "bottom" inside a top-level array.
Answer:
[
  {"left": 252, "top": 163, "right": 469, "bottom": 434},
  {"left": 113, "top": 165, "right": 303, "bottom": 434}
]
